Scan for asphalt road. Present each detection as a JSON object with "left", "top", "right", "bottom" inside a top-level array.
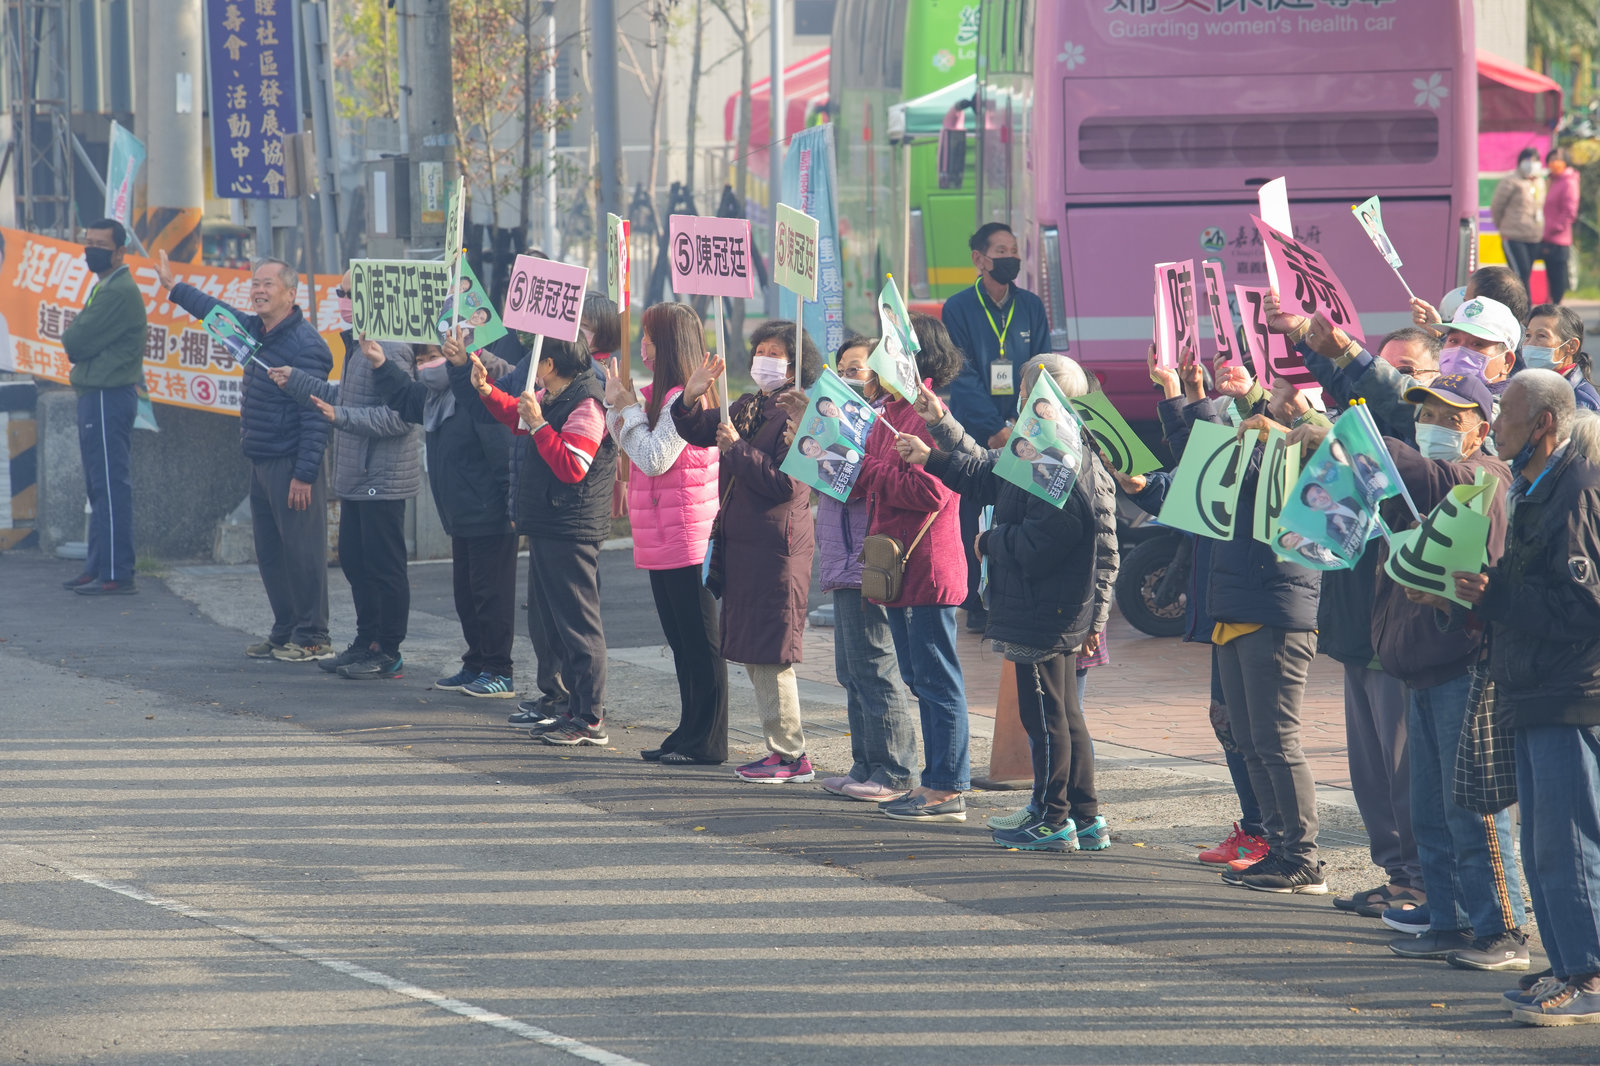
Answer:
[{"left": 1, "top": 549, "right": 1591, "bottom": 1065}]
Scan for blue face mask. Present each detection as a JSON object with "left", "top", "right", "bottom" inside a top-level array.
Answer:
[
  {"left": 1520, "top": 345, "right": 1558, "bottom": 371},
  {"left": 1507, "top": 436, "right": 1538, "bottom": 476},
  {"left": 1414, "top": 422, "right": 1468, "bottom": 462}
]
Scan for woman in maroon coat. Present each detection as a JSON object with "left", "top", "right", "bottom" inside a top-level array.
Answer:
[
  {"left": 853, "top": 314, "right": 970, "bottom": 821},
  {"left": 674, "top": 320, "right": 824, "bottom": 783}
]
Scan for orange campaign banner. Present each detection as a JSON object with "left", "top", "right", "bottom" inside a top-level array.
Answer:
[{"left": 0, "top": 227, "right": 345, "bottom": 416}]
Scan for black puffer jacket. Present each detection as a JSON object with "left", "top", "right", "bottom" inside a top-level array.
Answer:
[
  {"left": 371, "top": 358, "right": 513, "bottom": 539},
  {"left": 1479, "top": 445, "right": 1600, "bottom": 727},
  {"left": 169, "top": 283, "right": 333, "bottom": 483},
  {"left": 924, "top": 446, "right": 1099, "bottom": 653}
]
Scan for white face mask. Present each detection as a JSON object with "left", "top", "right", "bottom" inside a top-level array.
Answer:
[
  {"left": 750, "top": 354, "right": 791, "bottom": 393},
  {"left": 1414, "top": 421, "right": 1469, "bottom": 462},
  {"left": 1518, "top": 158, "right": 1539, "bottom": 178}
]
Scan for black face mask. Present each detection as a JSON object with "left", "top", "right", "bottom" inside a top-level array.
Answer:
[
  {"left": 987, "top": 256, "right": 1021, "bottom": 285},
  {"left": 84, "top": 247, "right": 115, "bottom": 274}
]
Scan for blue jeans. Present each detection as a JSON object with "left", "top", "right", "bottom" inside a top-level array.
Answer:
[
  {"left": 886, "top": 605, "right": 970, "bottom": 791},
  {"left": 832, "top": 589, "right": 916, "bottom": 789},
  {"left": 1518, "top": 725, "right": 1600, "bottom": 979},
  {"left": 1409, "top": 673, "right": 1525, "bottom": 936}
]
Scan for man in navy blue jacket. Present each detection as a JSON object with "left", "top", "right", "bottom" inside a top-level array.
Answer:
[
  {"left": 941, "top": 222, "right": 1052, "bottom": 630},
  {"left": 157, "top": 253, "right": 335, "bottom": 661}
]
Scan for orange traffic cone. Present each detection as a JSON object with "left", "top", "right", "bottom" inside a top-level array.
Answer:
[{"left": 972, "top": 661, "right": 1033, "bottom": 791}]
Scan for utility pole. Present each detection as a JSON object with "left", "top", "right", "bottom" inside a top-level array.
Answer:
[
  {"left": 591, "top": 0, "right": 623, "bottom": 279},
  {"left": 402, "top": 0, "right": 456, "bottom": 252},
  {"left": 299, "top": 2, "right": 343, "bottom": 272},
  {"left": 137, "top": 0, "right": 204, "bottom": 261},
  {"left": 766, "top": 0, "right": 783, "bottom": 315},
  {"left": 543, "top": 0, "right": 559, "bottom": 257}
]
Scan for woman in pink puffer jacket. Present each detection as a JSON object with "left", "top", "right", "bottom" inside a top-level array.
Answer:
[{"left": 603, "top": 302, "right": 727, "bottom": 764}]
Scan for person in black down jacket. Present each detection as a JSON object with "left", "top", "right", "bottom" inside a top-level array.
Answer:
[
  {"left": 159, "top": 253, "right": 335, "bottom": 662},
  {"left": 1446, "top": 370, "right": 1600, "bottom": 1025}
]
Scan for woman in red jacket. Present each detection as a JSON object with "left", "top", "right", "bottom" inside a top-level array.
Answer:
[{"left": 853, "top": 313, "right": 970, "bottom": 822}]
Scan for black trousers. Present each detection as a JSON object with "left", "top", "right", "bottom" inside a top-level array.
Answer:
[
  {"left": 649, "top": 565, "right": 729, "bottom": 762},
  {"left": 77, "top": 385, "right": 137, "bottom": 583},
  {"left": 1014, "top": 654, "right": 1098, "bottom": 827},
  {"left": 959, "top": 491, "right": 984, "bottom": 610},
  {"left": 1543, "top": 241, "right": 1572, "bottom": 306},
  {"left": 250, "top": 456, "right": 329, "bottom": 647},
  {"left": 527, "top": 536, "right": 607, "bottom": 723},
  {"left": 338, "top": 498, "right": 410, "bottom": 654},
  {"left": 452, "top": 532, "right": 517, "bottom": 678}
]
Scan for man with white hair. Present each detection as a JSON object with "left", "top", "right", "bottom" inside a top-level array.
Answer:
[{"left": 1449, "top": 368, "right": 1600, "bottom": 1024}]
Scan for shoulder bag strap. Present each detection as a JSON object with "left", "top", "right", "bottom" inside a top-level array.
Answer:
[{"left": 904, "top": 510, "right": 941, "bottom": 556}]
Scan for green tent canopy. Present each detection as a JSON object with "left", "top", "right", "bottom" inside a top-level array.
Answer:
[{"left": 887, "top": 74, "right": 976, "bottom": 143}]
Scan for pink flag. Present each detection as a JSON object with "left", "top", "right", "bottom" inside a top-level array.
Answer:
[
  {"left": 1203, "top": 261, "right": 1241, "bottom": 368},
  {"left": 1252, "top": 215, "right": 1363, "bottom": 341},
  {"left": 502, "top": 255, "right": 590, "bottom": 341},
  {"left": 1235, "top": 284, "right": 1323, "bottom": 402},
  {"left": 1153, "top": 260, "right": 1198, "bottom": 368},
  {"left": 669, "top": 215, "right": 756, "bottom": 299}
]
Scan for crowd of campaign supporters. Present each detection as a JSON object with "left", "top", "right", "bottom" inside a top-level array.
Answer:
[{"left": 89, "top": 219, "right": 1600, "bottom": 1029}]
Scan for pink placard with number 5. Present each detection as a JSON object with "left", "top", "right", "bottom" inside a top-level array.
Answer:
[{"left": 502, "top": 255, "right": 590, "bottom": 341}]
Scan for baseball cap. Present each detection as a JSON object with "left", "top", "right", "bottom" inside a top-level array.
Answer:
[
  {"left": 1437, "top": 286, "right": 1468, "bottom": 322},
  {"left": 1403, "top": 372, "right": 1493, "bottom": 421},
  {"left": 1426, "top": 295, "right": 1522, "bottom": 351}
]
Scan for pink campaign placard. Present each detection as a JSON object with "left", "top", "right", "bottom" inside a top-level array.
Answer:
[
  {"left": 1154, "top": 259, "right": 1198, "bottom": 368},
  {"left": 1252, "top": 215, "right": 1363, "bottom": 341},
  {"left": 1202, "top": 261, "right": 1241, "bottom": 369},
  {"left": 502, "top": 255, "right": 590, "bottom": 341},
  {"left": 668, "top": 215, "right": 756, "bottom": 299},
  {"left": 1235, "top": 284, "right": 1322, "bottom": 402}
]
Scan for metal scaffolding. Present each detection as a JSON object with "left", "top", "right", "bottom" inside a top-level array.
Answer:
[{"left": 5, "top": 0, "right": 76, "bottom": 236}]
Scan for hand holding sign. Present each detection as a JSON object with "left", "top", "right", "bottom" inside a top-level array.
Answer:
[{"left": 894, "top": 431, "right": 932, "bottom": 467}]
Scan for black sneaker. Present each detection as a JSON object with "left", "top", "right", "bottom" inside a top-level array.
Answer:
[
  {"left": 539, "top": 717, "right": 609, "bottom": 746},
  {"left": 62, "top": 572, "right": 96, "bottom": 591},
  {"left": 339, "top": 652, "right": 403, "bottom": 680},
  {"left": 75, "top": 579, "right": 137, "bottom": 596},
  {"left": 1388, "top": 928, "right": 1474, "bottom": 960},
  {"left": 321, "top": 642, "right": 377, "bottom": 674},
  {"left": 1221, "top": 851, "right": 1281, "bottom": 886},
  {"left": 1241, "top": 859, "right": 1330, "bottom": 894},
  {"left": 1446, "top": 930, "right": 1531, "bottom": 972},
  {"left": 527, "top": 713, "right": 574, "bottom": 737},
  {"left": 509, "top": 699, "right": 565, "bottom": 725}
]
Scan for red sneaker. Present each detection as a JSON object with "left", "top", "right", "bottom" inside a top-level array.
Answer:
[{"left": 1198, "top": 822, "right": 1269, "bottom": 865}]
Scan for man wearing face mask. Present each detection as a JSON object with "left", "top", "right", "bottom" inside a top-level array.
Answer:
[
  {"left": 941, "top": 222, "right": 1052, "bottom": 631},
  {"left": 1446, "top": 370, "right": 1600, "bottom": 1024},
  {"left": 60, "top": 219, "right": 148, "bottom": 596}
]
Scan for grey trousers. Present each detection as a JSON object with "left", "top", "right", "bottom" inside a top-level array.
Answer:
[
  {"left": 1344, "top": 662, "right": 1422, "bottom": 888},
  {"left": 1215, "top": 626, "right": 1321, "bottom": 866},
  {"left": 249, "top": 455, "right": 329, "bottom": 647}
]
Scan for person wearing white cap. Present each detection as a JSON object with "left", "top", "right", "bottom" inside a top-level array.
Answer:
[{"left": 1425, "top": 295, "right": 1522, "bottom": 399}]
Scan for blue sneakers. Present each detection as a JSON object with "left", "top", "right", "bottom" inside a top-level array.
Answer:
[
  {"left": 461, "top": 672, "right": 516, "bottom": 698},
  {"left": 1074, "top": 815, "right": 1110, "bottom": 851},
  {"left": 992, "top": 818, "right": 1079, "bottom": 852},
  {"left": 435, "top": 667, "right": 478, "bottom": 691}
]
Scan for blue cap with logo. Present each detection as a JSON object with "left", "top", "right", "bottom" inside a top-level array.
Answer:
[{"left": 1403, "top": 372, "right": 1493, "bottom": 421}]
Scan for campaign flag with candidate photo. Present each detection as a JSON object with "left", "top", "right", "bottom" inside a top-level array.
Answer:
[
  {"left": 992, "top": 371, "right": 1085, "bottom": 508},
  {"left": 1274, "top": 426, "right": 1386, "bottom": 568},
  {"left": 203, "top": 306, "right": 265, "bottom": 371},
  {"left": 435, "top": 260, "right": 507, "bottom": 353},
  {"left": 868, "top": 275, "right": 922, "bottom": 400},
  {"left": 779, "top": 366, "right": 879, "bottom": 503}
]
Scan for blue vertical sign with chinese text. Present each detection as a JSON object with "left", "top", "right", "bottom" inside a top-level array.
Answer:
[
  {"left": 782, "top": 125, "right": 844, "bottom": 357},
  {"left": 206, "top": 0, "right": 300, "bottom": 198}
]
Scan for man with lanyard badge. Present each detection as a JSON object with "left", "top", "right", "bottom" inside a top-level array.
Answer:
[{"left": 942, "top": 221, "right": 1053, "bottom": 631}]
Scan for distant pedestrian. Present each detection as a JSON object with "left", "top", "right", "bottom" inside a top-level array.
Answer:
[
  {"left": 268, "top": 277, "right": 422, "bottom": 680},
  {"left": 604, "top": 302, "right": 728, "bottom": 765},
  {"left": 158, "top": 252, "right": 335, "bottom": 661},
  {"left": 1490, "top": 148, "right": 1545, "bottom": 298},
  {"left": 1540, "top": 147, "right": 1579, "bottom": 306},
  {"left": 673, "top": 320, "right": 822, "bottom": 783},
  {"left": 61, "top": 218, "right": 147, "bottom": 596}
]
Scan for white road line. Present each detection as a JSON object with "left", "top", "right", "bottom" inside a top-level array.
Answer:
[{"left": 21, "top": 851, "right": 652, "bottom": 1066}]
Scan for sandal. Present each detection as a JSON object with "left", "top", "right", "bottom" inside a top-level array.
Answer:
[{"left": 1333, "top": 884, "right": 1422, "bottom": 918}]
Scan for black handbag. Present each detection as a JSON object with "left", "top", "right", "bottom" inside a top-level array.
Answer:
[{"left": 1452, "top": 636, "right": 1518, "bottom": 815}]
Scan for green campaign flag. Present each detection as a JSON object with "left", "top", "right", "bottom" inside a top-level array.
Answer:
[
  {"left": 992, "top": 371, "right": 1085, "bottom": 508},
  {"left": 436, "top": 260, "right": 508, "bottom": 352},
  {"left": 1268, "top": 527, "right": 1348, "bottom": 570},
  {"left": 869, "top": 275, "right": 921, "bottom": 400},
  {"left": 202, "top": 306, "right": 265, "bottom": 371},
  {"left": 1157, "top": 420, "right": 1251, "bottom": 540},
  {"left": 1252, "top": 430, "right": 1300, "bottom": 546},
  {"left": 1384, "top": 466, "right": 1499, "bottom": 606},
  {"left": 1334, "top": 400, "right": 1420, "bottom": 522},
  {"left": 1275, "top": 427, "right": 1383, "bottom": 568},
  {"left": 1067, "top": 390, "right": 1163, "bottom": 476},
  {"left": 778, "top": 366, "right": 879, "bottom": 503}
]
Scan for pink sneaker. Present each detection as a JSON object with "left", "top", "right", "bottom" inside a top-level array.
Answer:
[
  {"left": 839, "top": 780, "right": 908, "bottom": 803},
  {"left": 734, "top": 753, "right": 816, "bottom": 783}
]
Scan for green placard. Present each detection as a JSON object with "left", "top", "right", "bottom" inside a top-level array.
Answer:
[
  {"left": 1252, "top": 430, "right": 1299, "bottom": 545},
  {"left": 1157, "top": 419, "right": 1252, "bottom": 540},
  {"left": 992, "top": 371, "right": 1085, "bottom": 508},
  {"left": 1383, "top": 466, "right": 1498, "bottom": 606},
  {"left": 202, "top": 306, "right": 265, "bottom": 370},
  {"left": 778, "top": 366, "right": 879, "bottom": 503},
  {"left": 1067, "top": 391, "right": 1163, "bottom": 477}
]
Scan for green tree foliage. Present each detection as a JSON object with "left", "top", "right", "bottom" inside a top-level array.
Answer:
[{"left": 1530, "top": 0, "right": 1600, "bottom": 61}]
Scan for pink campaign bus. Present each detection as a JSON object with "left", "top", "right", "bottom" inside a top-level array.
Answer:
[{"left": 973, "top": 0, "right": 1478, "bottom": 420}]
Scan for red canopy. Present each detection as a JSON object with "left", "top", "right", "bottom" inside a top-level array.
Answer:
[
  {"left": 1477, "top": 48, "right": 1562, "bottom": 134},
  {"left": 724, "top": 48, "right": 830, "bottom": 173}
]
